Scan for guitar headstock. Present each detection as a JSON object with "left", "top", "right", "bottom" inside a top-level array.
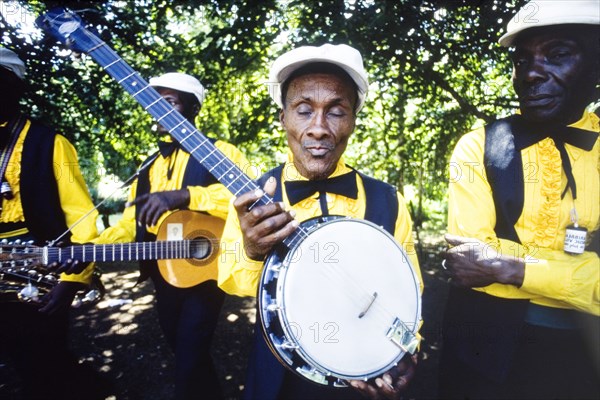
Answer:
[
  {"left": 35, "top": 8, "right": 101, "bottom": 54},
  {"left": 0, "top": 240, "right": 42, "bottom": 267}
]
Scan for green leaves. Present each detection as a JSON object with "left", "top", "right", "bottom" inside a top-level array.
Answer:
[{"left": 2, "top": 0, "right": 526, "bottom": 211}]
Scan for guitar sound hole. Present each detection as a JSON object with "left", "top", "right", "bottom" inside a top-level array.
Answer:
[{"left": 190, "top": 238, "right": 211, "bottom": 260}]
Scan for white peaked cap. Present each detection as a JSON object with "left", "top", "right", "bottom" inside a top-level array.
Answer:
[
  {"left": 268, "top": 43, "right": 369, "bottom": 112},
  {"left": 149, "top": 72, "right": 206, "bottom": 105},
  {"left": 499, "top": 0, "right": 600, "bottom": 47}
]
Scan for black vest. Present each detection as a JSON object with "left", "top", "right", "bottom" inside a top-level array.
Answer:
[{"left": 18, "top": 120, "right": 69, "bottom": 244}]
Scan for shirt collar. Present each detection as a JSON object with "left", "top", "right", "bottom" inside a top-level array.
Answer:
[{"left": 514, "top": 112, "right": 599, "bottom": 151}]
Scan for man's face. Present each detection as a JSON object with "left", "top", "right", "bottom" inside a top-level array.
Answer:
[
  {"left": 0, "top": 68, "right": 24, "bottom": 123},
  {"left": 156, "top": 87, "right": 197, "bottom": 135},
  {"left": 511, "top": 27, "right": 596, "bottom": 125},
  {"left": 280, "top": 73, "right": 357, "bottom": 180}
]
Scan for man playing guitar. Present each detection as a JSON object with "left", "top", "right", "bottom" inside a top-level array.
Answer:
[
  {"left": 94, "top": 72, "right": 254, "bottom": 400},
  {"left": 0, "top": 46, "right": 109, "bottom": 400}
]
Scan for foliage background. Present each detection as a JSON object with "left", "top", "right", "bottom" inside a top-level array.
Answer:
[{"left": 1, "top": 0, "right": 528, "bottom": 226}]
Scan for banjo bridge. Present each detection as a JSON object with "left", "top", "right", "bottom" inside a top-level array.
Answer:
[{"left": 386, "top": 317, "right": 419, "bottom": 355}]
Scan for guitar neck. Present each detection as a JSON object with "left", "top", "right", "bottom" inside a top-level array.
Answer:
[
  {"left": 44, "top": 241, "right": 193, "bottom": 265},
  {"left": 84, "top": 38, "right": 309, "bottom": 247}
]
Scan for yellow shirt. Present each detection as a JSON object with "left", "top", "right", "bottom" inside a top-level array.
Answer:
[
  {"left": 0, "top": 119, "right": 99, "bottom": 284},
  {"left": 95, "top": 139, "right": 255, "bottom": 243},
  {"left": 218, "top": 154, "right": 423, "bottom": 298},
  {"left": 448, "top": 111, "right": 600, "bottom": 315}
]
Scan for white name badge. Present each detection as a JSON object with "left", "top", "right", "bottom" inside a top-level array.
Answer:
[{"left": 564, "top": 226, "right": 587, "bottom": 255}]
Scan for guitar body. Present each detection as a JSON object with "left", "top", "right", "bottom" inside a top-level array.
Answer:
[{"left": 156, "top": 210, "right": 224, "bottom": 288}]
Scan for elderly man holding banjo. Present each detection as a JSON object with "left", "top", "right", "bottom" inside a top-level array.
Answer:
[{"left": 218, "top": 44, "right": 423, "bottom": 400}]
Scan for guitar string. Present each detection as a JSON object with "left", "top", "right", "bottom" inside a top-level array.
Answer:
[
  {"left": 2, "top": 237, "right": 220, "bottom": 264},
  {"left": 44, "top": 238, "right": 220, "bottom": 262},
  {"left": 37, "top": 15, "right": 314, "bottom": 252}
]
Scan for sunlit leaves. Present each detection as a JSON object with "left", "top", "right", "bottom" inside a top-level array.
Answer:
[{"left": 1, "top": 0, "right": 528, "bottom": 222}]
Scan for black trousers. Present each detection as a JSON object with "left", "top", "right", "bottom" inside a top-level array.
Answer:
[
  {"left": 0, "top": 301, "right": 110, "bottom": 400},
  {"left": 150, "top": 270, "right": 226, "bottom": 400},
  {"left": 438, "top": 321, "right": 600, "bottom": 399}
]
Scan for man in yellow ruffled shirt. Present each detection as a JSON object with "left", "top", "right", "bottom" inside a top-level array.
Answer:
[
  {"left": 439, "top": 1, "right": 600, "bottom": 399},
  {"left": 0, "top": 47, "right": 109, "bottom": 399},
  {"left": 218, "top": 44, "right": 422, "bottom": 400},
  {"left": 94, "top": 72, "right": 254, "bottom": 400}
]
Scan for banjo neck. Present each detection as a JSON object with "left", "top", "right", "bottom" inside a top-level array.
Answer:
[{"left": 36, "top": 8, "right": 310, "bottom": 252}]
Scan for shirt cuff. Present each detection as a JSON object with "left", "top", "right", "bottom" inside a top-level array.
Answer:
[
  {"left": 218, "top": 252, "right": 264, "bottom": 297},
  {"left": 59, "top": 263, "right": 95, "bottom": 285}
]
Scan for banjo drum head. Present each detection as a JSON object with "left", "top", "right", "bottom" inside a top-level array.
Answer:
[{"left": 267, "top": 217, "right": 421, "bottom": 382}]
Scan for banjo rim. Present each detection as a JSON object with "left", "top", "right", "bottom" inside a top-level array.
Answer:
[{"left": 258, "top": 216, "right": 422, "bottom": 386}]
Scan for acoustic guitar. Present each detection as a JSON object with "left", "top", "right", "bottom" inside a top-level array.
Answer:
[{"left": 0, "top": 210, "right": 223, "bottom": 291}]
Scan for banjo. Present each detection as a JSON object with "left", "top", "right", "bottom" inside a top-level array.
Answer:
[{"left": 36, "top": 8, "right": 422, "bottom": 387}]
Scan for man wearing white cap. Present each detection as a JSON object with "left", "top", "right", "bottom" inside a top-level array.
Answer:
[
  {"left": 0, "top": 47, "right": 109, "bottom": 398},
  {"left": 218, "top": 44, "right": 422, "bottom": 399},
  {"left": 95, "top": 72, "right": 253, "bottom": 399},
  {"left": 439, "top": 1, "right": 599, "bottom": 398}
]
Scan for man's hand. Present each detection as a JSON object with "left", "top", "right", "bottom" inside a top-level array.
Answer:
[
  {"left": 46, "top": 259, "right": 90, "bottom": 275},
  {"left": 349, "top": 353, "right": 417, "bottom": 400},
  {"left": 233, "top": 177, "right": 298, "bottom": 261},
  {"left": 128, "top": 189, "right": 190, "bottom": 227},
  {"left": 443, "top": 233, "right": 525, "bottom": 288},
  {"left": 39, "top": 281, "right": 86, "bottom": 315},
  {"left": 44, "top": 241, "right": 91, "bottom": 275}
]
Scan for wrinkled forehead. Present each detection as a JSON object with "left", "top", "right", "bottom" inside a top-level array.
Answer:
[
  {"left": 282, "top": 67, "right": 358, "bottom": 109},
  {"left": 284, "top": 71, "right": 358, "bottom": 107}
]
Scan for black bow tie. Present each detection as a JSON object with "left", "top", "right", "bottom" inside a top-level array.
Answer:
[
  {"left": 513, "top": 115, "right": 599, "bottom": 151},
  {"left": 284, "top": 171, "right": 358, "bottom": 206},
  {"left": 158, "top": 140, "right": 180, "bottom": 158}
]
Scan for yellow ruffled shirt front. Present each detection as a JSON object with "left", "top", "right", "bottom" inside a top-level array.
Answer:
[
  {"left": 0, "top": 119, "right": 99, "bottom": 284},
  {"left": 218, "top": 153, "right": 422, "bottom": 298},
  {"left": 448, "top": 111, "right": 600, "bottom": 315}
]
